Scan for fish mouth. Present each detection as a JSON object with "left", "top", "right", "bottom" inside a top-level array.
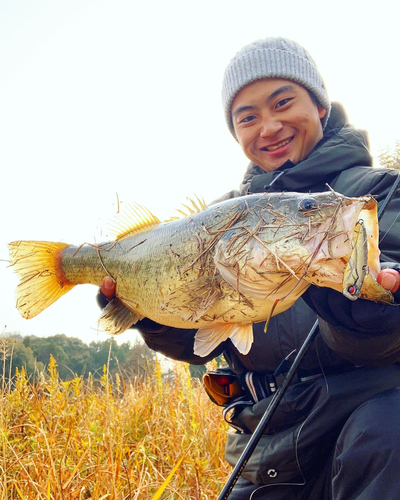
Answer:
[
  {"left": 302, "top": 196, "right": 390, "bottom": 298},
  {"left": 303, "top": 201, "right": 365, "bottom": 261},
  {"left": 261, "top": 137, "right": 293, "bottom": 152}
]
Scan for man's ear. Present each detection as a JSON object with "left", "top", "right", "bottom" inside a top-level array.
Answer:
[{"left": 318, "top": 105, "right": 327, "bottom": 120}]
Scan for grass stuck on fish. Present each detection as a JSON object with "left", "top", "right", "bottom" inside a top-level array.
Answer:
[{"left": 8, "top": 191, "right": 392, "bottom": 356}]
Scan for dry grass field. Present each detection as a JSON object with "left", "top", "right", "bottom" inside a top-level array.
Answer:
[{"left": 0, "top": 355, "right": 231, "bottom": 499}]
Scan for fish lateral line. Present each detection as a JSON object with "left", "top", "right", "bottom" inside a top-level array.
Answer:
[{"left": 72, "top": 240, "right": 119, "bottom": 257}]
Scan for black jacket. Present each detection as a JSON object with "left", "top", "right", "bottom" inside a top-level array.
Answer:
[
  {"left": 139, "top": 102, "right": 400, "bottom": 371},
  {"left": 136, "top": 102, "right": 400, "bottom": 486}
]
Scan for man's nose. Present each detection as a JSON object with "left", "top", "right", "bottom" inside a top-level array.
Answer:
[{"left": 259, "top": 117, "right": 283, "bottom": 137}]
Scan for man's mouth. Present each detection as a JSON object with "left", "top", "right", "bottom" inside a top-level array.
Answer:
[{"left": 262, "top": 137, "right": 293, "bottom": 151}]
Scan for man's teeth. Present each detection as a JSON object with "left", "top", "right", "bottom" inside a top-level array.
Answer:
[{"left": 265, "top": 138, "right": 291, "bottom": 151}]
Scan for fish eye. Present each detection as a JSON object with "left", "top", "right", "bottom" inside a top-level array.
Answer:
[{"left": 298, "top": 197, "right": 319, "bottom": 212}]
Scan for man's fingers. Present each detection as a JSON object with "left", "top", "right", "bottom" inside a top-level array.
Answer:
[
  {"left": 377, "top": 269, "right": 400, "bottom": 293},
  {"left": 101, "top": 276, "right": 116, "bottom": 299}
]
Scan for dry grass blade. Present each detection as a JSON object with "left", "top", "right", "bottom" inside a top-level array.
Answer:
[{"left": 150, "top": 455, "right": 185, "bottom": 500}]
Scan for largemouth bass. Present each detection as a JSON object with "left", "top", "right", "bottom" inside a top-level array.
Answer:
[{"left": 8, "top": 191, "right": 392, "bottom": 357}]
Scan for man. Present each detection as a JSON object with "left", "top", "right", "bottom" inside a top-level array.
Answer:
[{"left": 100, "top": 38, "right": 400, "bottom": 499}]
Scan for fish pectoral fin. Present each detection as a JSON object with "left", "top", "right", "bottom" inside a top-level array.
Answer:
[
  {"left": 98, "top": 298, "right": 144, "bottom": 335},
  {"left": 161, "top": 277, "right": 223, "bottom": 321},
  {"left": 194, "top": 323, "right": 253, "bottom": 357},
  {"left": 216, "top": 260, "right": 299, "bottom": 300}
]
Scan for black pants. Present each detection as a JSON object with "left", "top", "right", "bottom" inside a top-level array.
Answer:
[{"left": 227, "top": 387, "right": 400, "bottom": 500}]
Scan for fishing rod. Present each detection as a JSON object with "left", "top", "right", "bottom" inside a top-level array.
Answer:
[{"left": 217, "top": 173, "right": 400, "bottom": 500}]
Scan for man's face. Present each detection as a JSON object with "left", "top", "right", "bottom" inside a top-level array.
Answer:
[{"left": 231, "top": 78, "right": 327, "bottom": 172}]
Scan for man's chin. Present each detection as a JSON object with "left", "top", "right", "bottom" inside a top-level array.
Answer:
[{"left": 258, "top": 158, "right": 293, "bottom": 173}]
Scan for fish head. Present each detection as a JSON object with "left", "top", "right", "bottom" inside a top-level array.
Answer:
[
  {"left": 298, "top": 192, "right": 376, "bottom": 260},
  {"left": 298, "top": 192, "right": 380, "bottom": 291},
  {"left": 214, "top": 191, "right": 384, "bottom": 302}
]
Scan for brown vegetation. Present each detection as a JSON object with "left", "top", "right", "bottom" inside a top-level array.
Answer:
[{"left": 0, "top": 355, "right": 230, "bottom": 499}]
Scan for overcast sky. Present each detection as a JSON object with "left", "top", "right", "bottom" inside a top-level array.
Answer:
[{"left": 1, "top": 0, "right": 399, "bottom": 345}]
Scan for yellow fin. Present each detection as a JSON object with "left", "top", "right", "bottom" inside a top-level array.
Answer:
[
  {"left": 8, "top": 240, "right": 75, "bottom": 319},
  {"left": 194, "top": 323, "right": 254, "bottom": 357},
  {"left": 107, "top": 203, "right": 161, "bottom": 240},
  {"left": 165, "top": 196, "right": 207, "bottom": 222},
  {"left": 98, "top": 298, "right": 143, "bottom": 335}
]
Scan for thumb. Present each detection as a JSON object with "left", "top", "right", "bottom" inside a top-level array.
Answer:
[
  {"left": 101, "top": 276, "right": 116, "bottom": 299},
  {"left": 377, "top": 268, "right": 400, "bottom": 293}
]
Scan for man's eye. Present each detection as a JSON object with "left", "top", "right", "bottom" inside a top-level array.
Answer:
[
  {"left": 240, "top": 115, "right": 256, "bottom": 124},
  {"left": 276, "top": 98, "right": 291, "bottom": 109}
]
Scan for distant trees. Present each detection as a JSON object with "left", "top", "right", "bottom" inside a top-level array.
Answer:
[
  {"left": 0, "top": 333, "right": 157, "bottom": 382},
  {"left": 378, "top": 140, "right": 400, "bottom": 170}
]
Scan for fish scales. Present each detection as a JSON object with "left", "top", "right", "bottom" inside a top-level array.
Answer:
[
  {"left": 61, "top": 202, "right": 251, "bottom": 323},
  {"left": 8, "top": 191, "right": 393, "bottom": 357}
]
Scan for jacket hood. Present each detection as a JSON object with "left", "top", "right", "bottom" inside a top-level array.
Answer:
[{"left": 239, "top": 102, "right": 373, "bottom": 194}]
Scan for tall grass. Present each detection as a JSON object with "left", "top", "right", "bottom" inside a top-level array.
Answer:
[{"left": 0, "top": 354, "right": 230, "bottom": 499}]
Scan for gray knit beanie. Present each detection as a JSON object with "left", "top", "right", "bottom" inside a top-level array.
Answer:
[{"left": 222, "top": 37, "right": 331, "bottom": 138}]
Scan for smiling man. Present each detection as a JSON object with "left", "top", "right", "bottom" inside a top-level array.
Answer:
[
  {"left": 100, "top": 38, "right": 400, "bottom": 499},
  {"left": 231, "top": 79, "right": 326, "bottom": 172}
]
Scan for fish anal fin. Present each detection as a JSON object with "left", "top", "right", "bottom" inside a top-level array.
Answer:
[
  {"left": 161, "top": 276, "right": 223, "bottom": 321},
  {"left": 228, "top": 323, "right": 254, "bottom": 355},
  {"left": 107, "top": 203, "right": 161, "bottom": 240},
  {"left": 98, "top": 298, "right": 144, "bottom": 335},
  {"left": 194, "top": 323, "right": 253, "bottom": 357}
]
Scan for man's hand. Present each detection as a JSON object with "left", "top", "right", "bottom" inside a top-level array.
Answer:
[
  {"left": 101, "top": 276, "right": 116, "bottom": 300},
  {"left": 377, "top": 268, "right": 400, "bottom": 293},
  {"left": 304, "top": 265, "right": 400, "bottom": 336}
]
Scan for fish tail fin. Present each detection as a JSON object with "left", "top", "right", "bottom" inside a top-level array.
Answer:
[{"left": 8, "top": 240, "right": 75, "bottom": 319}]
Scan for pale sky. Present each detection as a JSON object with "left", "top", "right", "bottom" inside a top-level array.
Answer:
[{"left": 1, "top": 0, "right": 399, "bottom": 345}]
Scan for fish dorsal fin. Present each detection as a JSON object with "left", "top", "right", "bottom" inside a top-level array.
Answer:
[
  {"left": 165, "top": 196, "right": 207, "bottom": 222},
  {"left": 107, "top": 203, "right": 161, "bottom": 240}
]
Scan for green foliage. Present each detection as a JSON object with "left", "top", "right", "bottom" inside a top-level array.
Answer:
[
  {"left": 2, "top": 332, "right": 156, "bottom": 382},
  {"left": 189, "top": 354, "right": 227, "bottom": 379},
  {"left": 2, "top": 332, "right": 225, "bottom": 384},
  {"left": 378, "top": 140, "right": 400, "bottom": 170},
  {"left": 189, "top": 363, "right": 207, "bottom": 379}
]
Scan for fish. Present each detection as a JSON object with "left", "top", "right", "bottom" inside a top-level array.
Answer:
[{"left": 8, "top": 191, "right": 393, "bottom": 357}]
